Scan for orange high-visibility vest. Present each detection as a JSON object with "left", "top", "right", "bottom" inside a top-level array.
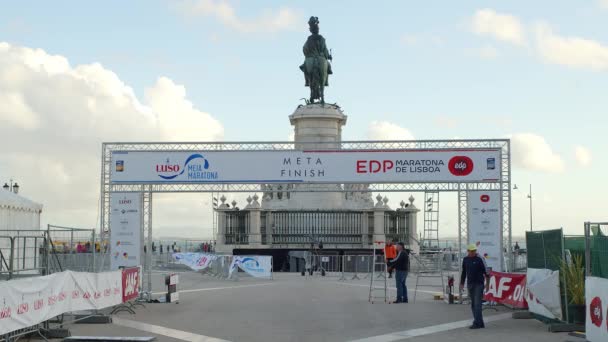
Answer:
[{"left": 384, "top": 245, "right": 397, "bottom": 260}]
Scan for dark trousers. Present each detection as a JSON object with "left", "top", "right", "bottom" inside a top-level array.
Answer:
[
  {"left": 468, "top": 283, "right": 485, "bottom": 327},
  {"left": 395, "top": 271, "right": 408, "bottom": 302}
]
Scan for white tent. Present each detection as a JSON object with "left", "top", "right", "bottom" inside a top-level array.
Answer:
[{"left": 0, "top": 190, "right": 43, "bottom": 230}]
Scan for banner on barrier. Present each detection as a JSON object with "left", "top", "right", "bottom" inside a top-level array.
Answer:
[
  {"left": 526, "top": 268, "right": 563, "bottom": 320},
  {"left": 110, "top": 192, "right": 141, "bottom": 270},
  {"left": 172, "top": 253, "right": 218, "bottom": 271},
  {"left": 122, "top": 267, "right": 140, "bottom": 303},
  {"left": 0, "top": 271, "right": 122, "bottom": 336},
  {"left": 229, "top": 256, "right": 272, "bottom": 279},
  {"left": 467, "top": 191, "right": 502, "bottom": 272},
  {"left": 586, "top": 276, "right": 608, "bottom": 342},
  {"left": 483, "top": 271, "right": 527, "bottom": 308},
  {"left": 110, "top": 149, "right": 501, "bottom": 184}
]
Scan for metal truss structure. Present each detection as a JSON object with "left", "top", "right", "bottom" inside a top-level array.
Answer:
[{"left": 100, "top": 139, "right": 512, "bottom": 290}]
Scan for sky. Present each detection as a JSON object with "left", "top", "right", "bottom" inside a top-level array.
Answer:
[{"left": 0, "top": 0, "right": 607, "bottom": 239}]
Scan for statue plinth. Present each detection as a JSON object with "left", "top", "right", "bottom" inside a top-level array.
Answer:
[
  {"left": 261, "top": 104, "right": 373, "bottom": 210},
  {"left": 289, "top": 104, "right": 347, "bottom": 150}
]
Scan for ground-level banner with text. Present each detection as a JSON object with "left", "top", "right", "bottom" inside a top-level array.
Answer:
[
  {"left": 229, "top": 256, "right": 272, "bottom": 279},
  {"left": 122, "top": 267, "right": 140, "bottom": 303},
  {"left": 172, "top": 253, "right": 218, "bottom": 271},
  {"left": 526, "top": 268, "right": 563, "bottom": 320},
  {"left": 468, "top": 191, "right": 502, "bottom": 271},
  {"left": 483, "top": 271, "right": 527, "bottom": 308},
  {"left": 0, "top": 271, "right": 122, "bottom": 336},
  {"left": 110, "top": 192, "right": 141, "bottom": 270},
  {"left": 586, "top": 276, "right": 608, "bottom": 342}
]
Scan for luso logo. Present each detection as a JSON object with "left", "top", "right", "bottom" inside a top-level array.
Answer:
[
  {"left": 480, "top": 194, "right": 490, "bottom": 203},
  {"left": 448, "top": 156, "right": 474, "bottom": 176},
  {"left": 156, "top": 154, "right": 210, "bottom": 180}
]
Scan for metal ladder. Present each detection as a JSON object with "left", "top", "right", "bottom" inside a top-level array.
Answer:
[
  {"left": 368, "top": 241, "right": 388, "bottom": 303},
  {"left": 412, "top": 251, "right": 445, "bottom": 303},
  {"left": 421, "top": 190, "right": 440, "bottom": 252}
]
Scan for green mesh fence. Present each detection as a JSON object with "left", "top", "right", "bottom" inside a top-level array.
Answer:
[
  {"left": 526, "top": 229, "right": 563, "bottom": 271},
  {"left": 591, "top": 233, "right": 608, "bottom": 279}
]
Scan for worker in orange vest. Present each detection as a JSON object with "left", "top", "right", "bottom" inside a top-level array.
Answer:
[{"left": 384, "top": 240, "right": 397, "bottom": 278}]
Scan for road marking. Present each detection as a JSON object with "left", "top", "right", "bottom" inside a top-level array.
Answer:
[
  {"left": 332, "top": 282, "right": 440, "bottom": 295},
  {"left": 349, "top": 313, "right": 512, "bottom": 342},
  {"left": 151, "top": 282, "right": 274, "bottom": 296},
  {"left": 113, "top": 317, "right": 231, "bottom": 342}
]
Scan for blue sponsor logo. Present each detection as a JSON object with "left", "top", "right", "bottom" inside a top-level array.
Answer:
[
  {"left": 155, "top": 154, "right": 218, "bottom": 180},
  {"left": 232, "top": 257, "right": 264, "bottom": 273}
]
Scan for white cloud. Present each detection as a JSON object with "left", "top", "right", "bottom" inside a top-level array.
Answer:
[
  {"left": 470, "top": 9, "right": 526, "bottom": 45},
  {"left": 574, "top": 145, "right": 592, "bottom": 167},
  {"left": 179, "top": 0, "right": 300, "bottom": 33},
  {"left": 0, "top": 42, "right": 224, "bottom": 230},
  {"left": 534, "top": 22, "right": 608, "bottom": 70},
  {"left": 367, "top": 121, "right": 414, "bottom": 141},
  {"left": 600, "top": 0, "right": 608, "bottom": 9},
  {"left": 510, "top": 133, "right": 564, "bottom": 173}
]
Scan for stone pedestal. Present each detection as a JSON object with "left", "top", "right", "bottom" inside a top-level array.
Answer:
[
  {"left": 282, "top": 104, "right": 347, "bottom": 209},
  {"left": 289, "top": 104, "right": 347, "bottom": 150}
]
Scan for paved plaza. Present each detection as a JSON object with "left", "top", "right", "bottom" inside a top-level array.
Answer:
[{"left": 57, "top": 271, "right": 576, "bottom": 342}]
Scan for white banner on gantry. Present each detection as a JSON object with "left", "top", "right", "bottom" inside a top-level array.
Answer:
[{"left": 110, "top": 149, "right": 501, "bottom": 184}]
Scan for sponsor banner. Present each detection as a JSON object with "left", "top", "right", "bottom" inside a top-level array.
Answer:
[
  {"left": 0, "top": 271, "right": 122, "bottom": 336},
  {"left": 122, "top": 267, "right": 140, "bottom": 303},
  {"left": 586, "top": 276, "right": 608, "bottom": 342},
  {"left": 229, "top": 256, "right": 272, "bottom": 279},
  {"left": 526, "top": 268, "right": 563, "bottom": 320},
  {"left": 483, "top": 271, "right": 527, "bottom": 308},
  {"left": 110, "top": 149, "right": 501, "bottom": 184},
  {"left": 172, "top": 253, "right": 218, "bottom": 271},
  {"left": 468, "top": 191, "right": 502, "bottom": 271},
  {"left": 110, "top": 192, "right": 142, "bottom": 270}
]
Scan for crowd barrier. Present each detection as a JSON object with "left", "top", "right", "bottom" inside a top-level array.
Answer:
[
  {"left": 171, "top": 253, "right": 273, "bottom": 280},
  {"left": 0, "top": 270, "right": 125, "bottom": 339}
]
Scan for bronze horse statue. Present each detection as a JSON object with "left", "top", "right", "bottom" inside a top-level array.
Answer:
[{"left": 300, "top": 16, "right": 332, "bottom": 104}]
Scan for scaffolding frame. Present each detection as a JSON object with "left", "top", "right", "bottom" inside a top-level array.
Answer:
[{"left": 99, "top": 139, "right": 512, "bottom": 293}]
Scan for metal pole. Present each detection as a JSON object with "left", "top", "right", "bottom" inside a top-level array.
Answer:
[
  {"left": 529, "top": 184, "right": 533, "bottom": 232},
  {"left": 147, "top": 190, "right": 153, "bottom": 295},
  {"left": 584, "top": 222, "right": 591, "bottom": 277},
  {"left": 561, "top": 228, "right": 569, "bottom": 322}
]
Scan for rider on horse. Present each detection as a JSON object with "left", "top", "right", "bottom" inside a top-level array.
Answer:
[{"left": 300, "top": 16, "right": 333, "bottom": 104}]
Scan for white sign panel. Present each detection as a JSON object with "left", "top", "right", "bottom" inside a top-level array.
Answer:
[
  {"left": 229, "top": 256, "right": 273, "bottom": 279},
  {"left": 0, "top": 270, "right": 122, "bottom": 336},
  {"left": 468, "top": 191, "right": 502, "bottom": 271},
  {"left": 110, "top": 192, "right": 141, "bottom": 270},
  {"left": 110, "top": 149, "right": 501, "bottom": 184},
  {"left": 586, "top": 276, "right": 608, "bottom": 342},
  {"left": 172, "top": 253, "right": 218, "bottom": 271},
  {"left": 526, "top": 268, "right": 563, "bottom": 320}
]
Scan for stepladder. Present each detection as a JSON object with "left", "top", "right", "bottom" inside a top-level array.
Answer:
[{"left": 369, "top": 241, "right": 388, "bottom": 304}]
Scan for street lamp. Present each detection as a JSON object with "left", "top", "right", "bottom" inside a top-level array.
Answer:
[
  {"left": 2, "top": 179, "right": 19, "bottom": 194},
  {"left": 513, "top": 184, "right": 533, "bottom": 231}
]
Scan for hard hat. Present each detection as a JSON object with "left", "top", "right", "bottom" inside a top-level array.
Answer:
[{"left": 467, "top": 243, "right": 478, "bottom": 251}]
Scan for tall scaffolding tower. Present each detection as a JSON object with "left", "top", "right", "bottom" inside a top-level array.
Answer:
[{"left": 422, "top": 190, "right": 440, "bottom": 251}]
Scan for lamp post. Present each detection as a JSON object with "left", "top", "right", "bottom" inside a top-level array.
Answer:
[
  {"left": 513, "top": 184, "right": 533, "bottom": 231},
  {"left": 2, "top": 179, "right": 19, "bottom": 194}
]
